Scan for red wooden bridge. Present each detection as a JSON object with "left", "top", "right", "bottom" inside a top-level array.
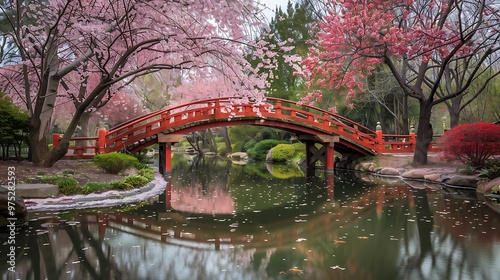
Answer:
[{"left": 54, "top": 97, "right": 438, "bottom": 173}]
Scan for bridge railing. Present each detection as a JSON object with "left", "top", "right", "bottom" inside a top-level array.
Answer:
[{"left": 54, "top": 97, "right": 443, "bottom": 158}]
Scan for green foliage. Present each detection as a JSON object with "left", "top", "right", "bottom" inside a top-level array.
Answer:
[
  {"left": 0, "top": 92, "right": 29, "bottom": 159},
  {"left": 138, "top": 168, "right": 156, "bottom": 181},
  {"left": 63, "top": 170, "right": 75, "bottom": 175},
  {"left": 268, "top": 163, "right": 304, "bottom": 178},
  {"left": 247, "top": 139, "right": 288, "bottom": 161},
  {"left": 216, "top": 142, "right": 228, "bottom": 156},
  {"left": 440, "top": 122, "right": 500, "bottom": 167},
  {"left": 270, "top": 142, "right": 306, "bottom": 163},
  {"left": 123, "top": 175, "right": 150, "bottom": 187},
  {"left": 55, "top": 177, "right": 80, "bottom": 195},
  {"left": 248, "top": 1, "right": 317, "bottom": 100},
  {"left": 491, "top": 185, "right": 500, "bottom": 195},
  {"left": 271, "top": 144, "right": 296, "bottom": 162},
  {"left": 82, "top": 182, "right": 110, "bottom": 194},
  {"left": 478, "top": 159, "right": 500, "bottom": 180},
  {"left": 93, "top": 152, "right": 139, "bottom": 174},
  {"left": 111, "top": 181, "right": 134, "bottom": 190},
  {"left": 111, "top": 174, "right": 150, "bottom": 190},
  {"left": 243, "top": 138, "right": 257, "bottom": 151}
]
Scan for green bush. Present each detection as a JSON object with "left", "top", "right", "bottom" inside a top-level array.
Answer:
[
  {"left": 123, "top": 175, "right": 150, "bottom": 187},
  {"left": 93, "top": 152, "right": 139, "bottom": 174},
  {"left": 271, "top": 144, "right": 296, "bottom": 162},
  {"left": 491, "top": 185, "right": 500, "bottom": 195},
  {"left": 243, "top": 138, "right": 258, "bottom": 151},
  {"left": 55, "top": 177, "right": 80, "bottom": 195},
  {"left": 247, "top": 139, "right": 288, "bottom": 161},
  {"left": 138, "top": 168, "right": 156, "bottom": 181},
  {"left": 478, "top": 159, "right": 500, "bottom": 180},
  {"left": 111, "top": 174, "right": 150, "bottom": 190}
]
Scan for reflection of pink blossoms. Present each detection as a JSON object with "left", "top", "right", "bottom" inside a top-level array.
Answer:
[{"left": 172, "top": 186, "right": 235, "bottom": 214}]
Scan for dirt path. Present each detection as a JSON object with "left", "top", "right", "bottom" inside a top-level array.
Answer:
[{"left": 0, "top": 159, "right": 124, "bottom": 186}]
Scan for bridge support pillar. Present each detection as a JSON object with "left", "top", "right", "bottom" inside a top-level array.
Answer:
[
  {"left": 301, "top": 135, "right": 339, "bottom": 173},
  {"left": 158, "top": 134, "right": 185, "bottom": 174},
  {"left": 158, "top": 143, "right": 172, "bottom": 174}
]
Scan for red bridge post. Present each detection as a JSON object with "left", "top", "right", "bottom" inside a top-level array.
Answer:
[
  {"left": 375, "top": 122, "right": 383, "bottom": 152},
  {"left": 158, "top": 134, "right": 185, "bottom": 174},
  {"left": 97, "top": 128, "right": 107, "bottom": 154},
  {"left": 52, "top": 133, "right": 60, "bottom": 147}
]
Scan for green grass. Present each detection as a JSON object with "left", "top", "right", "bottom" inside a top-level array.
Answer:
[{"left": 82, "top": 182, "right": 111, "bottom": 194}]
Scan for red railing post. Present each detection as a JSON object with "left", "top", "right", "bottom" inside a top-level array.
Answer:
[
  {"left": 375, "top": 122, "right": 383, "bottom": 152},
  {"left": 97, "top": 128, "right": 107, "bottom": 154},
  {"left": 409, "top": 126, "right": 416, "bottom": 151},
  {"left": 52, "top": 133, "right": 60, "bottom": 147}
]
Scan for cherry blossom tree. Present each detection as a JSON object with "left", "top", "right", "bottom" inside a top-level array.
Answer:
[
  {"left": 0, "top": 0, "right": 291, "bottom": 167},
  {"left": 300, "top": 0, "right": 500, "bottom": 165}
]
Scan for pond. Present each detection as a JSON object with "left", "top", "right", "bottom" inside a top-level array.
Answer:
[{"left": 1, "top": 155, "right": 500, "bottom": 280}]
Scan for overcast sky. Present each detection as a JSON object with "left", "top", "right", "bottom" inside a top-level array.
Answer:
[{"left": 260, "top": 0, "right": 292, "bottom": 20}]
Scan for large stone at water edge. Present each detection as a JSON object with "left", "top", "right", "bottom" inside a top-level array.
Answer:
[
  {"left": 443, "top": 175, "right": 479, "bottom": 188},
  {"left": 379, "top": 167, "right": 400, "bottom": 176},
  {"left": 0, "top": 186, "right": 27, "bottom": 228},
  {"left": 15, "top": 183, "right": 59, "bottom": 198}
]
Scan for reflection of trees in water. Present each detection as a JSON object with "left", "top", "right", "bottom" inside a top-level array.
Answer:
[
  {"left": 170, "top": 156, "right": 235, "bottom": 214},
  {"left": 1, "top": 219, "right": 121, "bottom": 280},
  {"left": 399, "top": 189, "right": 500, "bottom": 279}
]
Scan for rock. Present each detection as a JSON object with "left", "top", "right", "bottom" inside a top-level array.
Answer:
[
  {"left": 0, "top": 186, "right": 27, "bottom": 228},
  {"left": 229, "top": 152, "right": 248, "bottom": 161},
  {"left": 265, "top": 149, "right": 273, "bottom": 162},
  {"left": 477, "top": 177, "right": 500, "bottom": 194},
  {"left": 360, "top": 162, "right": 374, "bottom": 172},
  {"left": 443, "top": 175, "right": 479, "bottom": 188},
  {"left": 401, "top": 169, "right": 431, "bottom": 180},
  {"left": 379, "top": 167, "right": 400, "bottom": 176},
  {"left": 15, "top": 184, "right": 60, "bottom": 198},
  {"left": 424, "top": 174, "right": 443, "bottom": 182}
]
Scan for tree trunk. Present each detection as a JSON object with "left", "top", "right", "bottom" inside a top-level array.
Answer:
[
  {"left": 412, "top": 99, "right": 433, "bottom": 165},
  {"left": 76, "top": 112, "right": 93, "bottom": 153},
  {"left": 448, "top": 95, "right": 462, "bottom": 128},
  {"left": 222, "top": 127, "right": 232, "bottom": 154},
  {"left": 402, "top": 94, "right": 409, "bottom": 134},
  {"left": 29, "top": 117, "right": 50, "bottom": 166}
]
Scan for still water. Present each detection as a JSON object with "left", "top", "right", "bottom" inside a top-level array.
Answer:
[{"left": 2, "top": 155, "right": 500, "bottom": 280}]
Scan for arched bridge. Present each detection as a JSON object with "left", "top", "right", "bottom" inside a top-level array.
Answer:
[{"left": 56, "top": 97, "right": 425, "bottom": 172}]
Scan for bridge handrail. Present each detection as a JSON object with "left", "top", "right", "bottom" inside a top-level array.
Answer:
[{"left": 56, "top": 96, "right": 440, "bottom": 157}]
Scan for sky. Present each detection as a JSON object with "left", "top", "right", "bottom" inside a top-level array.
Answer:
[{"left": 260, "top": 0, "right": 292, "bottom": 20}]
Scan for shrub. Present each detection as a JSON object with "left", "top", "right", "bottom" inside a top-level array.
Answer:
[
  {"left": 478, "top": 159, "right": 500, "bottom": 180},
  {"left": 138, "top": 168, "right": 155, "bottom": 181},
  {"left": 93, "top": 152, "right": 139, "bottom": 174},
  {"left": 491, "top": 185, "right": 500, "bottom": 195},
  {"left": 123, "top": 175, "right": 150, "bottom": 187},
  {"left": 247, "top": 139, "right": 288, "bottom": 161},
  {"left": 271, "top": 144, "right": 296, "bottom": 162},
  {"left": 55, "top": 177, "right": 80, "bottom": 195},
  {"left": 440, "top": 122, "right": 500, "bottom": 167},
  {"left": 111, "top": 174, "right": 150, "bottom": 190}
]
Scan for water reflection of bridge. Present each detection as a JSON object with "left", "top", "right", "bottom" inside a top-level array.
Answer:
[{"left": 81, "top": 184, "right": 413, "bottom": 256}]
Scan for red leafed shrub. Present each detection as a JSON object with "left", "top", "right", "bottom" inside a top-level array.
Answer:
[{"left": 439, "top": 122, "right": 500, "bottom": 167}]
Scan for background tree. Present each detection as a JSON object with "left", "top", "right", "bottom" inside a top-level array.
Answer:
[
  {"left": 300, "top": 0, "right": 500, "bottom": 165},
  {"left": 0, "top": 0, "right": 292, "bottom": 167},
  {"left": 249, "top": 0, "right": 317, "bottom": 101},
  {"left": 0, "top": 92, "right": 29, "bottom": 160}
]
